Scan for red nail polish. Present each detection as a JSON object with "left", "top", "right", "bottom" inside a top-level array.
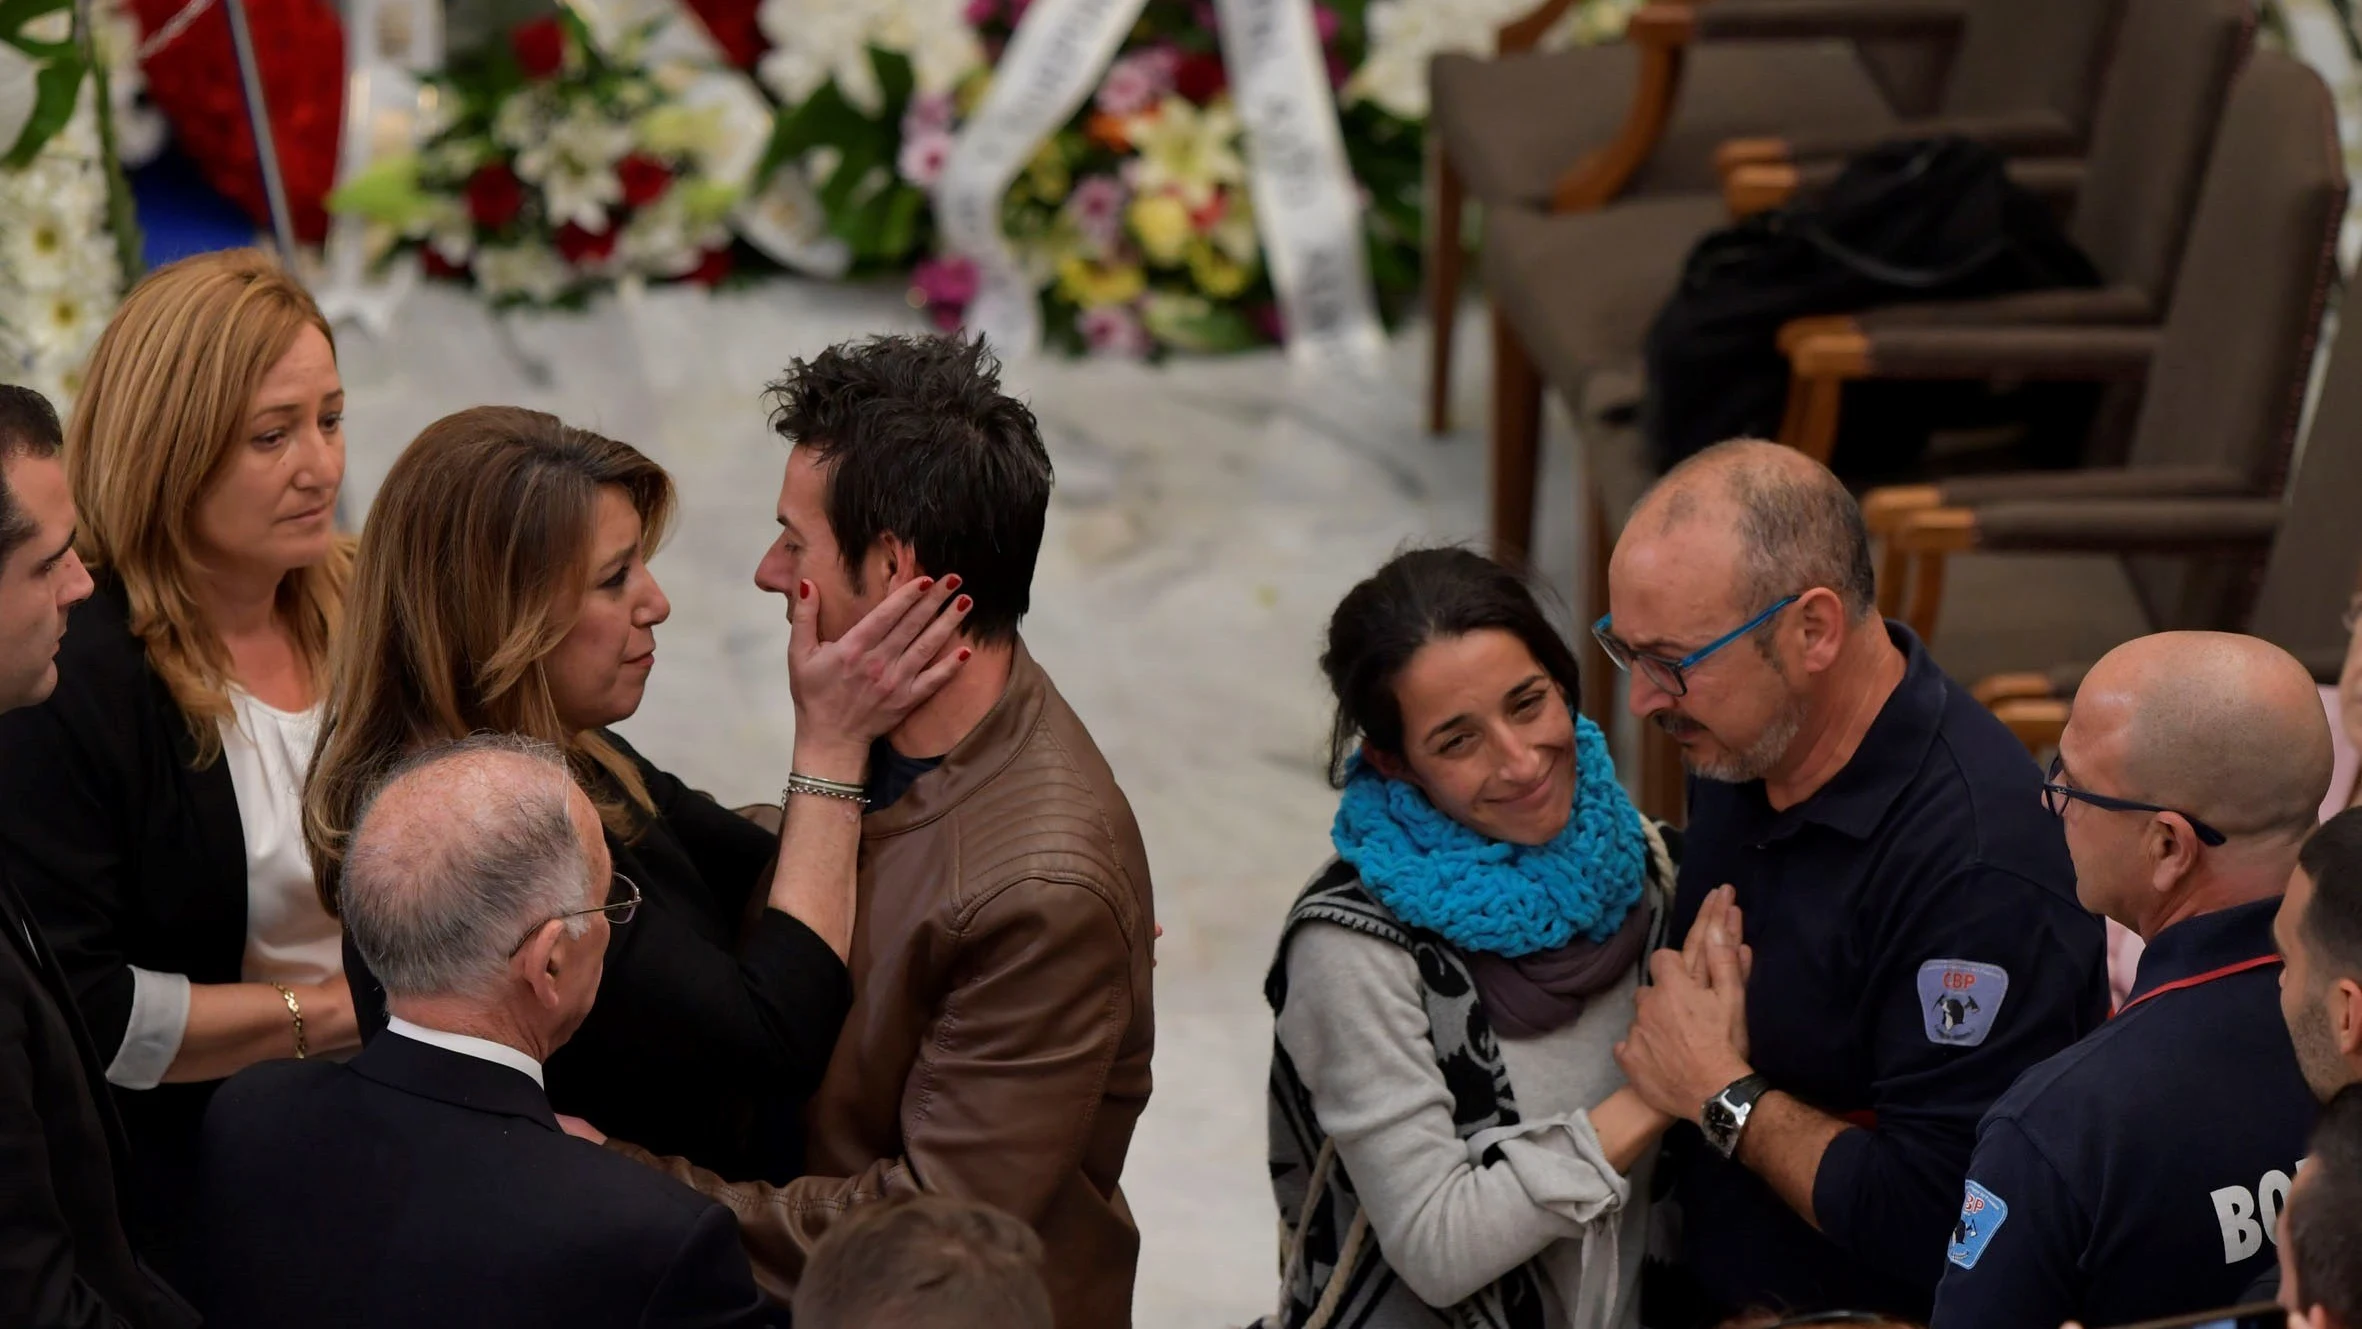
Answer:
[
  {"left": 918, "top": 577, "right": 933, "bottom": 590},
  {"left": 798, "top": 581, "right": 810, "bottom": 600},
  {"left": 957, "top": 648, "right": 971, "bottom": 662},
  {"left": 944, "top": 574, "right": 962, "bottom": 591},
  {"left": 954, "top": 595, "right": 972, "bottom": 614}
]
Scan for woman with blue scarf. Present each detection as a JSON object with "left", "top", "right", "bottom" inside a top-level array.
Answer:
[{"left": 1261, "top": 548, "right": 1724, "bottom": 1329}]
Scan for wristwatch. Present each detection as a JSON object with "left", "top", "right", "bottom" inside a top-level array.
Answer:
[{"left": 1701, "top": 1073, "right": 1772, "bottom": 1159}]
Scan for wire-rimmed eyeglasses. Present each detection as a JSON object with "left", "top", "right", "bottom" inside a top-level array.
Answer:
[
  {"left": 507, "top": 872, "right": 642, "bottom": 958},
  {"left": 1592, "top": 594, "right": 1801, "bottom": 698},
  {"left": 2041, "top": 755, "right": 2227, "bottom": 846}
]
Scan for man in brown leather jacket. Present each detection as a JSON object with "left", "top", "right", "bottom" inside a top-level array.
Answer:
[{"left": 580, "top": 335, "right": 1157, "bottom": 1329}]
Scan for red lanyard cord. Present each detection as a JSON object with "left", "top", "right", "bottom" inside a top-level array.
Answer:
[{"left": 2111, "top": 954, "right": 2281, "bottom": 1018}]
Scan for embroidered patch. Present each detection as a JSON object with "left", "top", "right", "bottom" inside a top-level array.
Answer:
[
  {"left": 1918, "top": 959, "right": 2010, "bottom": 1047},
  {"left": 1948, "top": 1180, "right": 2008, "bottom": 1269}
]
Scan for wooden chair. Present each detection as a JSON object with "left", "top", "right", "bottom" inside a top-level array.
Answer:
[
  {"left": 1947, "top": 265, "right": 2362, "bottom": 753},
  {"left": 1442, "top": 0, "right": 2128, "bottom": 564},
  {"left": 1775, "top": 51, "right": 2345, "bottom": 667}
]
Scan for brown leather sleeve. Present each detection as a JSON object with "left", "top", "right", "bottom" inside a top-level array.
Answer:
[
  {"left": 1858, "top": 323, "right": 2162, "bottom": 380},
  {"left": 610, "top": 877, "right": 1137, "bottom": 1295},
  {"left": 1933, "top": 465, "right": 2248, "bottom": 507},
  {"left": 1970, "top": 497, "right": 2282, "bottom": 552},
  {"left": 1696, "top": 0, "right": 1966, "bottom": 43}
]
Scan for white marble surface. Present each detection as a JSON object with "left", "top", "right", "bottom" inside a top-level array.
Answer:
[{"left": 335, "top": 279, "right": 1568, "bottom": 1328}]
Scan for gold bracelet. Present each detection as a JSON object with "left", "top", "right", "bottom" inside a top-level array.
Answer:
[{"left": 271, "top": 983, "right": 308, "bottom": 1060}]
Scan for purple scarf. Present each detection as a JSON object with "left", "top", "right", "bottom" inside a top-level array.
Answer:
[{"left": 1464, "top": 900, "right": 1652, "bottom": 1039}]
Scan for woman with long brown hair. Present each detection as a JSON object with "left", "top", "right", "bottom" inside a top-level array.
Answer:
[
  {"left": 0, "top": 249, "right": 358, "bottom": 1273},
  {"left": 304, "top": 404, "right": 964, "bottom": 1183}
]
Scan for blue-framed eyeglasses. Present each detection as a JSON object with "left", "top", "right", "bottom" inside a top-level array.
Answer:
[
  {"left": 2042, "top": 755, "right": 2227, "bottom": 846},
  {"left": 1591, "top": 594, "right": 1800, "bottom": 697}
]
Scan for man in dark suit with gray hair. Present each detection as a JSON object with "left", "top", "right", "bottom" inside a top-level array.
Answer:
[{"left": 191, "top": 734, "right": 783, "bottom": 1327}]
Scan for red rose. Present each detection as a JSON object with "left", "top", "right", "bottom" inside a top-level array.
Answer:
[
  {"left": 1175, "top": 51, "right": 1226, "bottom": 103},
  {"left": 681, "top": 0, "right": 765, "bottom": 68},
  {"left": 420, "top": 247, "right": 468, "bottom": 280},
  {"left": 617, "top": 154, "right": 674, "bottom": 208},
  {"left": 687, "top": 247, "right": 734, "bottom": 287},
  {"left": 511, "top": 16, "right": 567, "bottom": 79},
  {"left": 556, "top": 222, "right": 619, "bottom": 266},
  {"left": 465, "top": 162, "right": 525, "bottom": 229}
]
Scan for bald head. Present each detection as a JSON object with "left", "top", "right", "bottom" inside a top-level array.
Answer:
[
  {"left": 1630, "top": 440, "right": 1876, "bottom": 619},
  {"left": 2074, "top": 632, "right": 2333, "bottom": 843},
  {"left": 341, "top": 735, "right": 602, "bottom": 1002}
]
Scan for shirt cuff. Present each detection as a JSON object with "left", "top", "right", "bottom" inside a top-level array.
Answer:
[{"left": 104, "top": 966, "right": 191, "bottom": 1090}]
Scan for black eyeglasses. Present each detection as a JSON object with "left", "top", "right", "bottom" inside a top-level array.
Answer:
[
  {"left": 2041, "top": 755, "right": 2227, "bottom": 846},
  {"left": 507, "top": 872, "right": 642, "bottom": 958},
  {"left": 1593, "top": 594, "right": 1801, "bottom": 698}
]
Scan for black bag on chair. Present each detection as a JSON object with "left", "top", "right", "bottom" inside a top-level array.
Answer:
[{"left": 1641, "top": 136, "right": 2101, "bottom": 473}]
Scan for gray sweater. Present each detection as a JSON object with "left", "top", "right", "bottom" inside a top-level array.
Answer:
[{"left": 1275, "top": 920, "right": 1653, "bottom": 1329}]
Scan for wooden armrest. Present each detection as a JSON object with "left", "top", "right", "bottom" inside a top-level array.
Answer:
[
  {"left": 1725, "top": 162, "right": 1799, "bottom": 218},
  {"left": 1991, "top": 698, "right": 2070, "bottom": 754},
  {"left": 1549, "top": 4, "right": 1699, "bottom": 213},
  {"left": 1971, "top": 671, "right": 2059, "bottom": 707},
  {"left": 1716, "top": 137, "right": 1792, "bottom": 178},
  {"left": 1498, "top": 0, "right": 1578, "bottom": 53},
  {"left": 1864, "top": 484, "right": 1942, "bottom": 617},
  {"left": 1888, "top": 507, "right": 1978, "bottom": 639},
  {"left": 1789, "top": 327, "right": 1870, "bottom": 378}
]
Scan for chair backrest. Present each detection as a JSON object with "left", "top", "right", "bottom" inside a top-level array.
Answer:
[
  {"left": 1942, "top": 0, "right": 2122, "bottom": 129},
  {"left": 2249, "top": 289, "right": 2362, "bottom": 657},
  {"left": 2068, "top": 0, "right": 2254, "bottom": 307},
  {"left": 2125, "top": 49, "right": 2347, "bottom": 630}
]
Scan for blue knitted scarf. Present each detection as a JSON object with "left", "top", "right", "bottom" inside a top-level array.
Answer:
[{"left": 1331, "top": 714, "right": 1646, "bottom": 958}]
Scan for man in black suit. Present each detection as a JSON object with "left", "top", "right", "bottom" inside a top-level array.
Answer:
[
  {"left": 0, "top": 385, "right": 194, "bottom": 1328},
  {"left": 191, "top": 734, "right": 784, "bottom": 1328}
]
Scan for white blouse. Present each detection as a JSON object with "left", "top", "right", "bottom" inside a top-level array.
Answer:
[{"left": 105, "top": 691, "right": 343, "bottom": 1089}]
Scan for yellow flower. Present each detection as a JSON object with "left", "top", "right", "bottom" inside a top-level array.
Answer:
[
  {"left": 1127, "top": 95, "right": 1245, "bottom": 211},
  {"left": 1056, "top": 255, "right": 1146, "bottom": 308},
  {"left": 1186, "top": 240, "right": 1254, "bottom": 299},
  {"left": 1128, "top": 193, "right": 1194, "bottom": 266}
]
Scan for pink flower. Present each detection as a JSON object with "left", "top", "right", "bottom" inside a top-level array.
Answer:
[
  {"left": 897, "top": 130, "right": 955, "bottom": 186},
  {"left": 1094, "top": 48, "right": 1178, "bottom": 116},
  {"left": 1079, "top": 305, "right": 1152, "bottom": 358},
  {"left": 903, "top": 91, "right": 957, "bottom": 137},
  {"left": 912, "top": 255, "right": 980, "bottom": 309},
  {"left": 1313, "top": 5, "right": 1339, "bottom": 43},
  {"left": 930, "top": 305, "right": 965, "bottom": 333},
  {"left": 962, "top": 0, "right": 998, "bottom": 22},
  {"left": 1064, "top": 175, "right": 1129, "bottom": 252}
]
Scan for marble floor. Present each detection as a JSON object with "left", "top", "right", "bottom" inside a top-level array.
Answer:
[{"left": 336, "top": 278, "right": 1573, "bottom": 1329}]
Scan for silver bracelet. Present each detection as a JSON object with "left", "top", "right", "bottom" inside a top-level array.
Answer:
[{"left": 785, "top": 773, "right": 868, "bottom": 805}]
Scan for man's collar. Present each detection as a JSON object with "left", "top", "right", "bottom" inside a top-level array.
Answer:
[
  {"left": 2127, "top": 896, "right": 2284, "bottom": 1002},
  {"left": 1763, "top": 621, "right": 1947, "bottom": 843},
  {"left": 383, "top": 1015, "right": 545, "bottom": 1088},
  {"left": 863, "top": 637, "right": 1045, "bottom": 837},
  {"left": 358, "top": 1023, "right": 558, "bottom": 1133}
]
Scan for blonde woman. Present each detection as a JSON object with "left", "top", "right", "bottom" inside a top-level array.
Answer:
[
  {"left": 0, "top": 250, "right": 356, "bottom": 1272},
  {"left": 303, "top": 405, "right": 964, "bottom": 1185}
]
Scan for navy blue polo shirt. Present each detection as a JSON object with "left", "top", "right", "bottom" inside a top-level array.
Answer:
[
  {"left": 1930, "top": 897, "right": 2315, "bottom": 1329},
  {"left": 1669, "top": 623, "right": 2107, "bottom": 1322}
]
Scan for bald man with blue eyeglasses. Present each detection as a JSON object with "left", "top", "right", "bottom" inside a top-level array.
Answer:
[{"left": 1596, "top": 441, "right": 2106, "bottom": 1328}]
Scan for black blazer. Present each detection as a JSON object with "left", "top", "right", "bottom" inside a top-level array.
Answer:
[
  {"left": 0, "top": 577, "right": 250, "bottom": 1276},
  {"left": 348, "top": 733, "right": 852, "bottom": 1182},
  {"left": 191, "top": 1031, "right": 787, "bottom": 1329},
  {"left": 0, "top": 867, "right": 197, "bottom": 1328}
]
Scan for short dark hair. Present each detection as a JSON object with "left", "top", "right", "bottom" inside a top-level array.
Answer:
[
  {"left": 2302, "top": 808, "right": 2362, "bottom": 979},
  {"left": 791, "top": 1195, "right": 1053, "bottom": 1329},
  {"left": 1321, "top": 546, "right": 1583, "bottom": 786},
  {"left": 2292, "top": 1083, "right": 2362, "bottom": 1324},
  {"left": 0, "top": 384, "right": 65, "bottom": 566},
  {"left": 764, "top": 336, "right": 1052, "bottom": 643}
]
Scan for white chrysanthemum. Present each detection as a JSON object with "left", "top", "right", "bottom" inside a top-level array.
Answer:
[
  {"left": 1126, "top": 98, "right": 1246, "bottom": 211},
  {"left": 755, "top": 0, "right": 982, "bottom": 116},
  {"left": 474, "top": 243, "right": 576, "bottom": 302},
  {"left": 539, "top": 161, "right": 623, "bottom": 232},
  {"left": 23, "top": 285, "right": 102, "bottom": 358}
]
